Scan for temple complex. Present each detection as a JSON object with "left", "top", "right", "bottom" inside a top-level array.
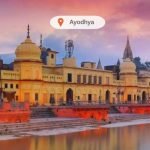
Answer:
[{"left": 0, "top": 25, "right": 150, "bottom": 105}]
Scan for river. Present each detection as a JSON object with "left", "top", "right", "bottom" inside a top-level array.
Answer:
[{"left": 0, "top": 124, "right": 150, "bottom": 150}]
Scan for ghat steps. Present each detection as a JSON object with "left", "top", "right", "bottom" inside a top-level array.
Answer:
[
  {"left": 31, "top": 107, "right": 55, "bottom": 118},
  {"left": 0, "top": 118, "right": 104, "bottom": 134},
  {"left": 109, "top": 106, "right": 120, "bottom": 113}
]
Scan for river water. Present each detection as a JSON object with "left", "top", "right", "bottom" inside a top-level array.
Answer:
[{"left": 0, "top": 124, "right": 150, "bottom": 150}]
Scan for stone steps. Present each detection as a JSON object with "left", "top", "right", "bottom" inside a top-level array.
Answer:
[
  {"left": 8, "top": 122, "right": 99, "bottom": 133},
  {"left": 0, "top": 118, "right": 104, "bottom": 134},
  {"left": 109, "top": 106, "right": 120, "bottom": 113},
  {"left": 30, "top": 107, "right": 55, "bottom": 118},
  {"left": 4, "top": 121, "right": 96, "bottom": 130}
]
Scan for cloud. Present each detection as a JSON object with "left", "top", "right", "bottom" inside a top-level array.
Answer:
[
  {"left": 43, "top": 28, "right": 123, "bottom": 66},
  {"left": 115, "top": 18, "right": 150, "bottom": 38},
  {"left": 0, "top": 0, "right": 149, "bottom": 66},
  {"left": 118, "top": 0, "right": 150, "bottom": 21}
]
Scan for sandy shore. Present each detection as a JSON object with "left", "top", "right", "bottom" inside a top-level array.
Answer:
[
  {"left": 102, "top": 118, "right": 150, "bottom": 128},
  {"left": 0, "top": 125, "right": 96, "bottom": 141}
]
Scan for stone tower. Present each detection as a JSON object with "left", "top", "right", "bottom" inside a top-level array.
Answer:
[{"left": 123, "top": 36, "right": 133, "bottom": 61}]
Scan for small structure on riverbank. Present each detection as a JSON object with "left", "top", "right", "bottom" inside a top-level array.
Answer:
[
  {"left": 51, "top": 105, "right": 109, "bottom": 121},
  {"left": 0, "top": 101, "right": 30, "bottom": 123},
  {"left": 113, "top": 104, "right": 150, "bottom": 114}
]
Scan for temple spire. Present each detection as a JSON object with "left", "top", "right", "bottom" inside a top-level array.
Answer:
[
  {"left": 40, "top": 34, "right": 42, "bottom": 49},
  {"left": 123, "top": 36, "right": 133, "bottom": 60},
  {"left": 117, "top": 59, "right": 120, "bottom": 66},
  {"left": 97, "top": 58, "right": 103, "bottom": 69},
  {"left": 27, "top": 24, "right": 30, "bottom": 38}
]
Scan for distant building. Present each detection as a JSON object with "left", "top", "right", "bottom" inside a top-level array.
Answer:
[
  {"left": 0, "top": 26, "right": 150, "bottom": 104},
  {"left": 0, "top": 59, "right": 13, "bottom": 70}
]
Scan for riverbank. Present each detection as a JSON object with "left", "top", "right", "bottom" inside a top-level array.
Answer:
[
  {"left": 0, "top": 118, "right": 105, "bottom": 137},
  {"left": 1, "top": 114, "right": 150, "bottom": 140},
  {"left": 103, "top": 113, "right": 150, "bottom": 127}
]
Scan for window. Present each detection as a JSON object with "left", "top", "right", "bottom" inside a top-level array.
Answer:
[
  {"left": 50, "top": 94, "right": 55, "bottom": 104},
  {"left": 77, "top": 96, "right": 80, "bottom": 100},
  {"left": 94, "top": 76, "right": 97, "bottom": 84},
  {"left": 77, "top": 75, "right": 81, "bottom": 83},
  {"left": 88, "top": 75, "right": 92, "bottom": 84},
  {"left": 98, "top": 77, "right": 102, "bottom": 84},
  {"left": 4, "top": 83, "right": 8, "bottom": 88},
  {"left": 128, "top": 94, "right": 132, "bottom": 102},
  {"left": 16, "top": 84, "right": 19, "bottom": 89},
  {"left": 10, "top": 84, "right": 13, "bottom": 88},
  {"left": 106, "top": 77, "right": 110, "bottom": 84},
  {"left": 16, "top": 96, "right": 18, "bottom": 101},
  {"left": 35, "top": 93, "right": 38, "bottom": 101},
  {"left": 83, "top": 75, "right": 86, "bottom": 83},
  {"left": 67, "top": 73, "right": 72, "bottom": 82},
  {"left": 51, "top": 54, "right": 54, "bottom": 59},
  {"left": 88, "top": 94, "right": 92, "bottom": 103}
]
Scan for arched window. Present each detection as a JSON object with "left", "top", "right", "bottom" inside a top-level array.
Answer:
[
  {"left": 105, "top": 90, "right": 110, "bottom": 104},
  {"left": 51, "top": 54, "right": 54, "bottom": 59},
  {"left": 66, "top": 88, "right": 73, "bottom": 104}
]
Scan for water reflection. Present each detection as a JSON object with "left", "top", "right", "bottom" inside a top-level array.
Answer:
[{"left": 0, "top": 124, "right": 150, "bottom": 150}]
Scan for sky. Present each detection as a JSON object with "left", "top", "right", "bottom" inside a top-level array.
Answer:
[{"left": 0, "top": 0, "right": 150, "bottom": 66}]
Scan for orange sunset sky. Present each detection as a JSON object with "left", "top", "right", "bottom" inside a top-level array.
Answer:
[{"left": 0, "top": 0, "right": 150, "bottom": 65}]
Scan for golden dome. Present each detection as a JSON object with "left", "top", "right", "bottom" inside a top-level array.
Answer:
[
  {"left": 15, "top": 25, "right": 41, "bottom": 61},
  {"left": 15, "top": 38, "right": 41, "bottom": 61},
  {"left": 120, "top": 58, "right": 136, "bottom": 74}
]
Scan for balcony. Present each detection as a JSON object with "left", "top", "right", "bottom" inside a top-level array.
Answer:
[
  {"left": 113, "top": 80, "right": 125, "bottom": 86},
  {"left": 43, "top": 74, "right": 63, "bottom": 82},
  {"left": 1, "top": 70, "right": 20, "bottom": 80},
  {"left": 137, "top": 81, "right": 148, "bottom": 87}
]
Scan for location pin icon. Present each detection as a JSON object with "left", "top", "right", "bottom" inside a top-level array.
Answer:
[{"left": 58, "top": 18, "right": 64, "bottom": 27}]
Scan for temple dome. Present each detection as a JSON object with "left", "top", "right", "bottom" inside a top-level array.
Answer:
[
  {"left": 120, "top": 58, "right": 136, "bottom": 74},
  {"left": 15, "top": 25, "right": 41, "bottom": 62},
  {"left": 15, "top": 38, "right": 41, "bottom": 61}
]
